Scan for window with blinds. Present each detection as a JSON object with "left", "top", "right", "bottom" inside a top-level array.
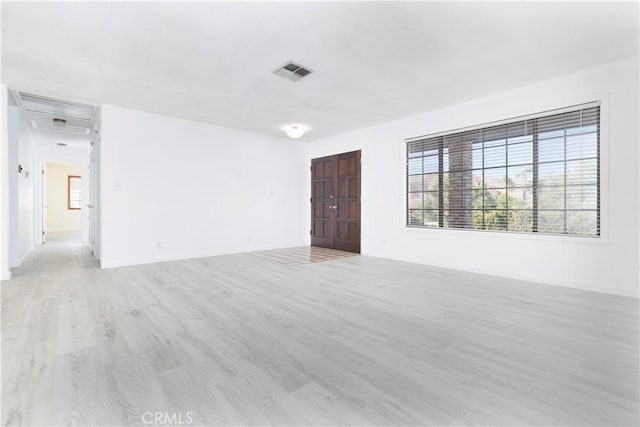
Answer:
[{"left": 406, "top": 104, "right": 600, "bottom": 237}]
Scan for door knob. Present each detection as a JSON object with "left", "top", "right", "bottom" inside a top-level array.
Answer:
[{"left": 330, "top": 205, "right": 337, "bottom": 209}]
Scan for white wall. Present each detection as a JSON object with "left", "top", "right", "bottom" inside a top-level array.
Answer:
[
  {"left": 99, "top": 105, "right": 307, "bottom": 268},
  {"left": 8, "top": 106, "right": 18, "bottom": 265},
  {"left": 305, "top": 57, "right": 640, "bottom": 298},
  {"left": 0, "top": 84, "right": 10, "bottom": 280},
  {"left": 8, "top": 105, "right": 36, "bottom": 266},
  {"left": 18, "top": 125, "right": 35, "bottom": 264}
]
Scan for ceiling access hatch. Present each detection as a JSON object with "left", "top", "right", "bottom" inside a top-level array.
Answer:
[{"left": 273, "top": 61, "right": 313, "bottom": 82}]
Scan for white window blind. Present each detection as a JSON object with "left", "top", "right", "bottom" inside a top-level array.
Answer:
[{"left": 406, "top": 104, "right": 600, "bottom": 237}]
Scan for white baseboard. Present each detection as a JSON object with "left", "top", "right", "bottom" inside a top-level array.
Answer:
[
  {"left": 9, "top": 245, "right": 34, "bottom": 268},
  {"left": 19, "top": 246, "right": 33, "bottom": 264}
]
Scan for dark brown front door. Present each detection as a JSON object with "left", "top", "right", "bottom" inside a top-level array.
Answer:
[{"left": 311, "top": 150, "right": 361, "bottom": 253}]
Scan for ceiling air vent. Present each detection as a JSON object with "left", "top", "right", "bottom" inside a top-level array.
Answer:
[{"left": 273, "top": 61, "right": 313, "bottom": 82}]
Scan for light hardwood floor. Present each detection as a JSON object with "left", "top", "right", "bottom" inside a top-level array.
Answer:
[{"left": 2, "top": 234, "right": 639, "bottom": 426}]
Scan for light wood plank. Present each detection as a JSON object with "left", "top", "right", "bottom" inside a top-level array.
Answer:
[{"left": 2, "top": 233, "right": 638, "bottom": 426}]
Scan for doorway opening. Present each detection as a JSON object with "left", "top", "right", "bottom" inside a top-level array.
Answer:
[
  {"left": 5, "top": 89, "right": 99, "bottom": 275},
  {"left": 310, "top": 150, "right": 361, "bottom": 253},
  {"left": 43, "top": 162, "right": 83, "bottom": 244}
]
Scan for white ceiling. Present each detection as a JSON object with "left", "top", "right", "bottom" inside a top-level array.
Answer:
[{"left": 2, "top": 2, "right": 638, "bottom": 141}]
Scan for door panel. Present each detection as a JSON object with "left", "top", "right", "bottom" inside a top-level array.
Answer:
[
  {"left": 310, "top": 150, "right": 361, "bottom": 253},
  {"left": 311, "top": 155, "right": 334, "bottom": 248},
  {"left": 333, "top": 151, "right": 360, "bottom": 252},
  {"left": 42, "top": 163, "right": 47, "bottom": 243}
]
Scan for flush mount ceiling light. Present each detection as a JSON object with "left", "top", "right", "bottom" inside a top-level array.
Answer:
[{"left": 284, "top": 125, "right": 307, "bottom": 139}]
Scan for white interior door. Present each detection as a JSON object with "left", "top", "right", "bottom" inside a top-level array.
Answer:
[
  {"left": 41, "top": 163, "right": 47, "bottom": 243},
  {"left": 88, "top": 143, "right": 95, "bottom": 254}
]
